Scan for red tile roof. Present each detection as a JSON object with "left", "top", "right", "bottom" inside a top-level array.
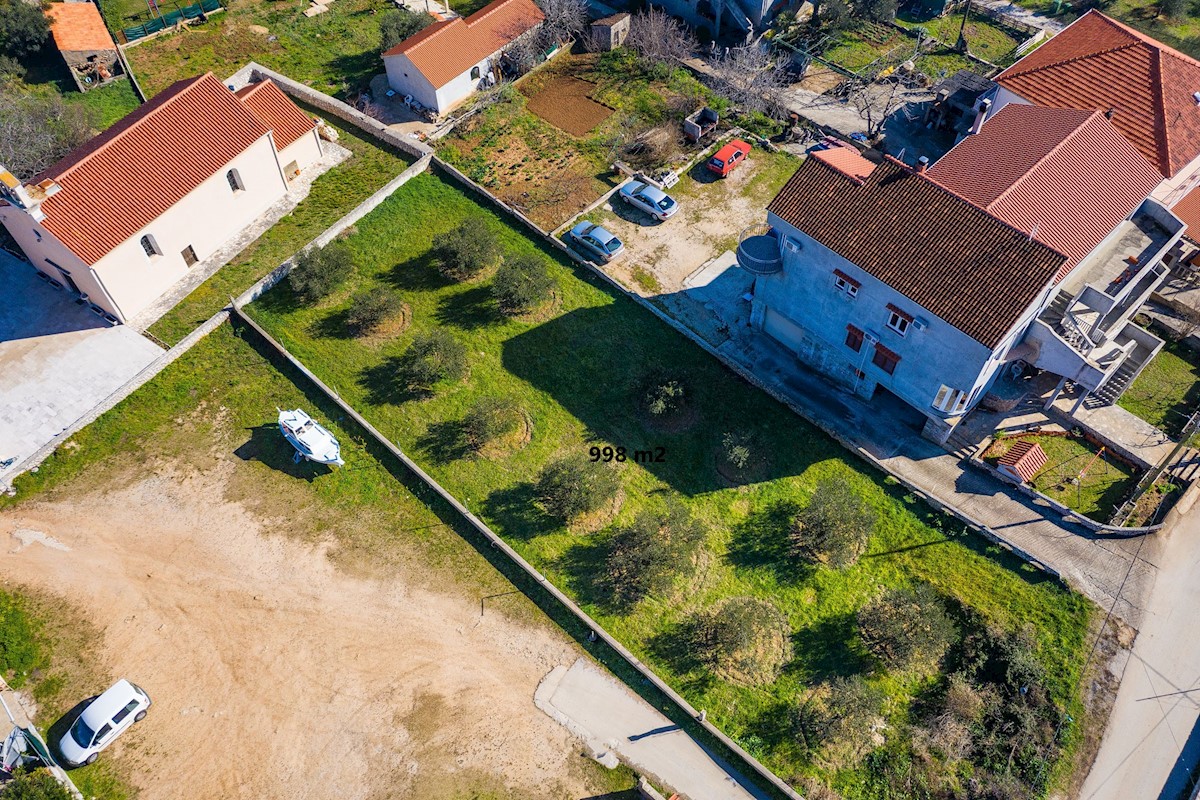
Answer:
[
  {"left": 766, "top": 157, "right": 1067, "bottom": 348},
  {"left": 927, "top": 105, "right": 1161, "bottom": 276},
  {"left": 812, "top": 145, "right": 875, "bottom": 182},
  {"left": 998, "top": 440, "right": 1048, "bottom": 482},
  {"left": 45, "top": 2, "right": 115, "bottom": 53},
  {"left": 34, "top": 73, "right": 273, "bottom": 265},
  {"left": 1172, "top": 183, "right": 1200, "bottom": 242},
  {"left": 381, "top": 0, "right": 544, "bottom": 90},
  {"left": 235, "top": 80, "right": 317, "bottom": 150},
  {"left": 995, "top": 10, "right": 1200, "bottom": 177}
]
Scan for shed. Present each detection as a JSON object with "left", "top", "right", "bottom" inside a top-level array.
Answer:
[
  {"left": 590, "top": 12, "right": 630, "bottom": 51},
  {"left": 45, "top": 2, "right": 121, "bottom": 92},
  {"left": 997, "top": 440, "right": 1048, "bottom": 483}
]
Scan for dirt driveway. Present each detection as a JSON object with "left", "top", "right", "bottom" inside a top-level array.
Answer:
[
  {"left": 1, "top": 465, "right": 618, "bottom": 800},
  {"left": 585, "top": 147, "right": 799, "bottom": 296}
]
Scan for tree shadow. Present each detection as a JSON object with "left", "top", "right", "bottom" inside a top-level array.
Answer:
[
  {"left": 687, "top": 159, "right": 722, "bottom": 185},
  {"left": 726, "top": 500, "right": 808, "bottom": 583},
  {"left": 555, "top": 536, "right": 617, "bottom": 610},
  {"left": 414, "top": 419, "right": 472, "bottom": 464},
  {"left": 234, "top": 425, "right": 335, "bottom": 481},
  {"left": 645, "top": 619, "right": 717, "bottom": 695},
  {"left": 435, "top": 284, "right": 504, "bottom": 329},
  {"left": 788, "top": 614, "right": 873, "bottom": 683},
  {"left": 481, "top": 482, "right": 558, "bottom": 540},
  {"left": 386, "top": 252, "right": 453, "bottom": 292},
  {"left": 310, "top": 307, "right": 355, "bottom": 340},
  {"left": 358, "top": 356, "right": 432, "bottom": 405},
  {"left": 751, "top": 699, "right": 803, "bottom": 751}
]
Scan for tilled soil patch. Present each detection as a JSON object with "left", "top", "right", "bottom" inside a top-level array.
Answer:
[{"left": 522, "top": 75, "right": 614, "bottom": 136}]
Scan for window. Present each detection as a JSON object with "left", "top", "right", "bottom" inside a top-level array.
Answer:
[
  {"left": 181, "top": 245, "right": 198, "bottom": 266},
  {"left": 886, "top": 304, "right": 912, "bottom": 336},
  {"left": 872, "top": 343, "right": 900, "bottom": 375},
  {"left": 139, "top": 235, "right": 160, "bottom": 257},
  {"left": 845, "top": 324, "right": 864, "bottom": 353},
  {"left": 933, "top": 385, "right": 970, "bottom": 413},
  {"left": 112, "top": 699, "right": 140, "bottom": 725},
  {"left": 93, "top": 723, "right": 113, "bottom": 744},
  {"left": 470, "top": 66, "right": 481, "bottom": 80},
  {"left": 226, "top": 168, "right": 244, "bottom": 192},
  {"left": 833, "top": 269, "right": 859, "bottom": 298}
]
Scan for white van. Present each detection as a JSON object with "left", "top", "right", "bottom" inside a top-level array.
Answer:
[{"left": 58, "top": 679, "right": 151, "bottom": 767}]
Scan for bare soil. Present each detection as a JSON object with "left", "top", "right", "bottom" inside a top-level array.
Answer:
[
  {"left": 521, "top": 75, "right": 614, "bottom": 137},
  {"left": 0, "top": 465, "right": 620, "bottom": 800}
]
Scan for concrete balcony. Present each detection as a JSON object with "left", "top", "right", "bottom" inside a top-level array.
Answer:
[{"left": 736, "top": 224, "right": 783, "bottom": 275}]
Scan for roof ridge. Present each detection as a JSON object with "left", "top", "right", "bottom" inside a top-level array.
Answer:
[
  {"left": 464, "top": 0, "right": 520, "bottom": 26},
  {"left": 52, "top": 73, "right": 214, "bottom": 180},
  {"left": 1095, "top": 9, "right": 1200, "bottom": 70},
  {"left": 1001, "top": 39, "right": 1141, "bottom": 79},
  {"left": 984, "top": 109, "right": 1102, "bottom": 212},
  {"left": 1150, "top": 45, "right": 1173, "bottom": 175}
]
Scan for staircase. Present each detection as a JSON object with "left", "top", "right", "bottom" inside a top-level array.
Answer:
[
  {"left": 1094, "top": 361, "right": 1140, "bottom": 405},
  {"left": 1168, "top": 445, "right": 1200, "bottom": 484},
  {"left": 1040, "top": 290, "right": 1071, "bottom": 328}
]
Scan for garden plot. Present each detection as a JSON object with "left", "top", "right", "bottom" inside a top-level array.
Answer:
[{"left": 521, "top": 74, "right": 615, "bottom": 136}]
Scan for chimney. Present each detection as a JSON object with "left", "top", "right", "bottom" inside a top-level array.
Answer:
[
  {"left": 1105, "top": 108, "right": 1116, "bottom": 120},
  {"left": 969, "top": 98, "right": 992, "bottom": 136},
  {"left": 917, "top": 156, "right": 930, "bottom": 174},
  {"left": 0, "top": 166, "right": 47, "bottom": 222}
]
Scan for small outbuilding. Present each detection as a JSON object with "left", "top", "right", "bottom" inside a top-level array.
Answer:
[
  {"left": 45, "top": 2, "right": 122, "bottom": 92},
  {"left": 997, "top": 440, "right": 1048, "bottom": 483},
  {"left": 589, "top": 12, "right": 630, "bottom": 51}
]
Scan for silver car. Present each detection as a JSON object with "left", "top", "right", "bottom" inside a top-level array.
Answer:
[
  {"left": 618, "top": 181, "right": 679, "bottom": 222},
  {"left": 568, "top": 221, "right": 625, "bottom": 262}
]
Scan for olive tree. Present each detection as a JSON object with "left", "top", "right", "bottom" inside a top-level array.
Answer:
[
  {"left": 345, "top": 290, "right": 405, "bottom": 336},
  {"left": 394, "top": 330, "right": 468, "bottom": 391},
  {"left": 462, "top": 396, "right": 523, "bottom": 452},
  {"left": 789, "top": 478, "right": 878, "bottom": 568},
  {"left": 432, "top": 217, "right": 500, "bottom": 281},
  {"left": 492, "top": 253, "right": 556, "bottom": 314},
  {"left": 857, "top": 585, "right": 957, "bottom": 671},
  {"left": 536, "top": 454, "right": 620, "bottom": 521},
  {"left": 791, "top": 675, "right": 886, "bottom": 767},
  {"left": 379, "top": 7, "right": 431, "bottom": 51},
  {"left": 692, "top": 596, "right": 792, "bottom": 686},
  {"left": 288, "top": 243, "right": 355, "bottom": 303},
  {"left": 601, "top": 503, "right": 705, "bottom": 607}
]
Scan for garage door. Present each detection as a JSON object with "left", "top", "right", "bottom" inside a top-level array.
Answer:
[{"left": 762, "top": 307, "right": 807, "bottom": 354}]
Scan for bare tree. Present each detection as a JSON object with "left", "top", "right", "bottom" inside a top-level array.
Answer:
[
  {"left": 0, "top": 84, "right": 94, "bottom": 178},
  {"left": 844, "top": 75, "right": 917, "bottom": 139},
  {"left": 627, "top": 8, "right": 697, "bottom": 66},
  {"left": 535, "top": 0, "right": 588, "bottom": 45},
  {"left": 710, "top": 42, "right": 789, "bottom": 115}
]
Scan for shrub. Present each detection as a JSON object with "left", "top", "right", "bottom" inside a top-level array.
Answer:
[
  {"left": 639, "top": 370, "right": 688, "bottom": 418},
  {"left": 721, "top": 431, "right": 753, "bottom": 470},
  {"left": 0, "top": 768, "right": 73, "bottom": 800},
  {"left": 789, "top": 478, "right": 878, "bottom": 568},
  {"left": 0, "top": 591, "right": 39, "bottom": 689},
  {"left": 379, "top": 7, "right": 431, "bottom": 50},
  {"left": 791, "top": 675, "right": 886, "bottom": 767},
  {"left": 345, "top": 291, "right": 404, "bottom": 336},
  {"left": 536, "top": 454, "right": 621, "bottom": 520},
  {"left": 692, "top": 596, "right": 791, "bottom": 686},
  {"left": 288, "top": 243, "right": 355, "bottom": 303},
  {"left": 394, "top": 330, "right": 468, "bottom": 391},
  {"left": 492, "top": 253, "right": 556, "bottom": 314},
  {"left": 857, "top": 585, "right": 958, "bottom": 671},
  {"left": 462, "top": 397, "right": 523, "bottom": 451},
  {"left": 432, "top": 217, "right": 500, "bottom": 281},
  {"left": 0, "top": 0, "right": 50, "bottom": 59},
  {"left": 600, "top": 503, "right": 705, "bottom": 607}
]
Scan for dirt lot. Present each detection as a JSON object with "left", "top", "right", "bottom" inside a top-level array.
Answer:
[
  {"left": 1, "top": 464, "right": 622, "bottom": 800},
  {"left": 521, "top": 75, "right": 614, "bottom": 137}
]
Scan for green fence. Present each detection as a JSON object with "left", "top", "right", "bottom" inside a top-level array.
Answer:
[{"left": 122, "top": 0, "right": 220, "bottom": 42}]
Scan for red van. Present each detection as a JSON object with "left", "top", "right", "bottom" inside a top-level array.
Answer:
[{"left": 707, "top": 139, "right": 752, "bottom": 177}]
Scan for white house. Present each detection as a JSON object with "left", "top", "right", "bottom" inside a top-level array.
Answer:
[
  {"left": 382, "top": 0, "right": 544, "bottom": 115},
  {"left": 0, "top": 72, "right": 323, "bottom": 324}
]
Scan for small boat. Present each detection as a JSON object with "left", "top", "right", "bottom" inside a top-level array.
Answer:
[{"left": 278, "top": 408, "right": 344, "bottom": 466}]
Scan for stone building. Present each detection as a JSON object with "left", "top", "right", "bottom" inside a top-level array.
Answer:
[{"left": 45, "top": 2, "right": 121, "bottom": 92}]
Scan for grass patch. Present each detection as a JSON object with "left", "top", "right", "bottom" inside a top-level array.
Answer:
[
  {"left": 147, "top": 108, "right": 413, "bottom": 345},
  {"left": 243, "top": 170, "right": 1095, "bottom": 795},
  {"left": 984, "top": 433, "right": 1140, "bottom": 520},
  {"left": 897, "top": 11, "right": 1022, "bottom": 64},
  {"left": 1118, "top": 338, "right": 1200, "bottom": 440}
]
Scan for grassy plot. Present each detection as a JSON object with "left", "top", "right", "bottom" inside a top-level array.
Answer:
[
  {"left": 148, "top": 109, "right": 413, "bottom": 346},
  {"left": 897, "top": 11, "right": 1023, "bottom": 65},
  {"left": 16, "top": 47, "right": 142, "bottom": 131},
  {"left": 1118, "top": 338, "right": 1200, "bottom": 441},
  {"left": 246, "top": 171, "right": 1094, "bottom": 796}
]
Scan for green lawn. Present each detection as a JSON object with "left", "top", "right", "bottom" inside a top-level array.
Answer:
[
  {"left": 1008, "top": 0, "right": 1200, "bottom": 61},
  {"left": 17, "top": 46, "right": 142, "bottom": 131},
  {"left": 985, "top": 433, "right": 1140, "bottom": 521},
  {"left": 147, "top": 108, "right": 414, "bottom": 345},
  {"left": 1118, "top": 339, "right": 1200, "bottom": 440},
  {"left": 897, "top": 11, "right": 1022, "bottom": 64},
  {"left": 245, "top": 170, "right": 1095, "bottom": 796}
]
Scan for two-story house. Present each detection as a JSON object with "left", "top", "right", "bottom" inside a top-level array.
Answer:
[
  {"left": 0, "top": 72, "right": 323, "bottom": 324},
  {"left": 741, "top": 104, "right": 1183, "bottom": 443}
]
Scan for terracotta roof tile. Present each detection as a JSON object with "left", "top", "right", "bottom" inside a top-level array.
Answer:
[
  {"left": 382, "top": 0, "right": 544, "bottom": 89},
  {"left": 45, "top": 2, "right": 115, "bottom": 52},
  {"left": 812, "top": 145, "right": 876, "bottom": 182},
  {"left": 998, "top": 440, "right": 1048, "bottom": 482},
  {"left": 1172, "top": 182, "right": 1200, "bottom": 242},
  {"left": 927, "top": 105, "right": 1161, "bottom": 276},
  {"left": 767, "top": 157, "right": 1067, "bottom": 348},
  {"left": 235, "top": 80, "right": 317, "bottom": 150},
  {"left": 34, "top": 73, "right": 272, "bottom": 264},
  {"left": 995, "top": 10, "right": 1200, "bottom": 176}
]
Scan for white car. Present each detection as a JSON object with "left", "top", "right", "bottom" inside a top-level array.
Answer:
[
  {"left": 59, "top": 679, "right": 151, "bottom": 767},
  {"left": 618, "top": 181, "right": 679, "bottom": 222}
]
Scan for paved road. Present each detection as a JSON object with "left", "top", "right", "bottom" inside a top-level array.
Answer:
[
  {"left": 1081, "top": 497, "right": 1200, "bottom": 800},
  {"left": 535, "top": 658, "right": 770, "bottom": 800}
]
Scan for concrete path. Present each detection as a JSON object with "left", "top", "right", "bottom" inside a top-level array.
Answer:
[
  {"left": 535, "top": 658, "right": 770, "bottom": 800},
  {"left": 975, "top": 0, "right": 1067, "bottom": 34},
  {"left": 0, "top": 253, "right": 162, "bottom": 484},
  {"left": 1081, "top": 494, "right": 1200, "bottom": 800}
]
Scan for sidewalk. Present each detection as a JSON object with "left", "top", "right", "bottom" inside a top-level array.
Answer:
[{"left": 535, "top": 658, "right": 770, "bottom": 800}]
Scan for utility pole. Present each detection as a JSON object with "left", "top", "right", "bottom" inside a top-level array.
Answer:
[{"left": 956, "top": 0, "right": 972, "bottom": 54}]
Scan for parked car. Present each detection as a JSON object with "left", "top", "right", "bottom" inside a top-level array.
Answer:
[
  {"left": 618, "top": 181, "right": 679, "bottom": 222},
  {"left": 59, "top": 680, "right": 151, "bottom": 767},
  {"left": 708, "top": 139, "right": 752, "bottom": 177},
  {"left": 568, "top": 221, "right": 625, "bottom": 262}
]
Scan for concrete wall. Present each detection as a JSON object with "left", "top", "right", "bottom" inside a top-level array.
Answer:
[
  {"left": 277, "top": 128, "right": 324, "bottom": 178},
  {"left": 0, "top": 207, "right": 117, "bottom": 318},
  {"left": 89, "top": 134, "right": 287, "bottom": 321},
  {"left": 435, "top": 56, "right": 493, "bottom": 113},
  {"left": 751, "top": 213, "right": 997, "bottom": 424},
  {"left": 383, "top": 52, "right": 440, "bottom": 110}
]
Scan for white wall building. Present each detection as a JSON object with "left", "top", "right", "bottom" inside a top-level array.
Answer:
[
  {"left": 383, "top": 0, "right": 544, "bottom": 115},
  {"left": 0, "top": 72, "right": 322, "bottom": 323}
]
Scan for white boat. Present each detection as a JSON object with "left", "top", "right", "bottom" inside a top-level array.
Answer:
[{"left": 278, "top": 408, "right": 344, "bottom": 466}]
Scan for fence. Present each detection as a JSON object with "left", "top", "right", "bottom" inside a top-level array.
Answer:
[{"left": 120, "top": 0, "right": 221, "bottom": 43}]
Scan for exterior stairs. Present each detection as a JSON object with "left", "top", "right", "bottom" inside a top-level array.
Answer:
[
  {"left": 1094, "top": 361, "right": 1140, "bottom": 405},
  {"left": 1168, "top": 446, "right": 1200, "bottom": 485}
]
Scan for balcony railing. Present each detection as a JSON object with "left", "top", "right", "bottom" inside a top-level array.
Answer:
[{"left": 736, "top": 224, "right": 783, "bottom": 275}]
